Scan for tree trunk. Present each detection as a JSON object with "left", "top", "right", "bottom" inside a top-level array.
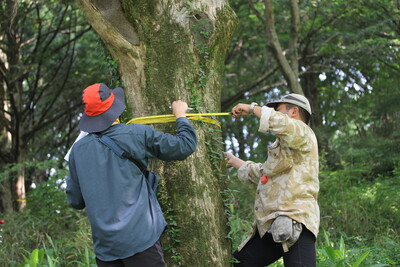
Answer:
[
  {"left": 0, "top": 79, "right": 13, "bottom": 211},
  {"left": 302, "top": 69, "right": 320, "bottom": 128},
  {"left": 77, "top": 1, "right": 237, "bottom": 266},
  {"left": 0, "top": 0, "right": 27, "bottom": 211},
  {"left": 15, "top": 148, "right": 26, "bottom": 210},
  {"left": 300, "top": 43, "right": 321, "bottom": 128},
  {"left": 0, "top": 72, "right": 14, "bottom": 212}
]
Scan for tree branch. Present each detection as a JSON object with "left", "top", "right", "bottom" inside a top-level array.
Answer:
[
  {"left": 42, "top": 5, "right": 70, "bottom": 54},
  {"left": 24, "top": 102, "right": 81, "bottom": 142},
  {"left": 81, "top": 0, "right": 140, "bottom": 46},
  {"left": 51, "top": 26, "right": 91, "bottom": 54},
  {"left": 0, "top": 61, "right": 9, "bottom": 86},
  {"left": 35, "top": 40, "right": 74, "bottom": 122},
  {"left": 263, "top": 0, "right": 303, "bottom": 95},
  {"left": 224, "top": 39, "right": 244, "bottom": 65},
  {"left": 221, "top": 67, "right": 278, "bottom": 111},
  {"left": 249, "top": 67, "right": 310, "bottom": 97},
  {"left": 248, "top": 80, "right": 287, "bottom": 96},
  {"left": 247, "top": 0, "right": 266, "bottom": 24},
  {"left": 375, "top": 56, "right": 400, "bottom": 73}
]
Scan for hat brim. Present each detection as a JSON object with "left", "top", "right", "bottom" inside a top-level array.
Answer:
[
  {"left": 266, "top": 101, "right": 281, "bottom": 110},
  {"left": 78, "top": 87, "right": 126, "bottom": 133},
  {"left": 266, "top": 99, "right": 312, "bottom": 115}
]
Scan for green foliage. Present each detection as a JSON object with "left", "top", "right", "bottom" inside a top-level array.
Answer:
[
  {"left": 317, "top": 231, "right": 400, "bottom": 267},
  {"left": 0, "top": 160, "right": 56, "bottom": 183},
  {"left": 0, "top": 0, "right": 114, "bottom": 212},
  {"left": 19, "top": 239, "right": 97, "bottom": 267},
  {"left": 26, "top": 170, "right": 79, "bottom": 230},
  {"left": 225, "top": 201, "right": 253, "bottom": 250},
  {"left": 319, "top": 163, "right": 400, "bottom": 241},
  {"left": 316, "top": 162, "right": 400, "bottom": 266},
  {"left": 158, "top": 177, "right": 183, "bottom": 267},
  {"left": 22, "top": 249, "right": 45, "bottom": 267},
  {"left": 0, "top": 164, "right": 94, "bottom": 265},
  {"left": 317, "top": 231, "right": 371, "bottom": 267}
]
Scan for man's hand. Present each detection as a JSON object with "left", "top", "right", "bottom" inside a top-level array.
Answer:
[
  {"left": 231, "top": 103, "right": 251, "bottom": 118},
  {"left": 172, "top": 100, "right": 188, "bottom": 118},
  {"left": 224, "top": 152, "right": 245, "bottom": 169}
]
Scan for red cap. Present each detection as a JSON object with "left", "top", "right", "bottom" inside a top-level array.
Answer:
[
  {"left": 83, "top": 83, "right": 115, "bottom": 116},
  {"left": 78, "top": 83, "right": 126, "bottom": 133}
]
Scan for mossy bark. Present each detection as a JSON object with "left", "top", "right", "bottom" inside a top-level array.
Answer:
[{"left": 77, "top": 1, "right": 237, "bottom": 266}]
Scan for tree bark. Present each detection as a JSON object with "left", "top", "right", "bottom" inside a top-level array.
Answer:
[
  {"left": 77, "top": 1, "right": 237, "bottom": 266},
  {"left": 288, "top": 0, "right": 300, "bottom": 79},
  {"left": 1, "top": 0, "right": 26, "bottom": 211},
  {"left": 0, "top": 50, "right": 13, "bottom": 212}
]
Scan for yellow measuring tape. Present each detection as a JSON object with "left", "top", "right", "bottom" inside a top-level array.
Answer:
[{"left": 126, "top": 113, "right": 230, "bottom": 127}]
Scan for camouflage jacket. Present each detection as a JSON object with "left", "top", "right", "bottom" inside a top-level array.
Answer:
[{"left": 237, "top": 106, "right": 320, "bottom": 250}]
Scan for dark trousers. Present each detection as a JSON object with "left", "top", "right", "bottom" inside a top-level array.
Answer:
[
  {"left": 233, "top": 226, "right": 316, "bottom": 267},
  {"left": 96, "top": 240, "right": 166, "bottom": 267}
]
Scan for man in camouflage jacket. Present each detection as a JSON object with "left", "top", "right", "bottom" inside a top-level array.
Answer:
[{"left": 225, "top": 94, "right": 319, "bottom": 267}]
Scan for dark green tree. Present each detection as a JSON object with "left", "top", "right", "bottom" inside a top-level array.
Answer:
[
  {"left": 222, "top": 0, "right": 399, "bottom": 167},
  {"left": 0, "top": 0, "right": 110, "bottom": 211}
]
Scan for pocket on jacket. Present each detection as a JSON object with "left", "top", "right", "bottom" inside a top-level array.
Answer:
[{"left": 262, "top": 140, "right": 293, "bottom": 176}]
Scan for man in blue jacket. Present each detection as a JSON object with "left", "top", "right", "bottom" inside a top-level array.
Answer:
[{"left": 66, "top": 83, "right": 197, "bottom": 267}]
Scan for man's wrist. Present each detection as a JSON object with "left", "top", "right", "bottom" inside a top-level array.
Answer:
[
  {"left": 175, "top": 114, "right": 186, "bottom": 118},
  {"left": 250, "top": 102, "right": 258, "bottom": 115}
]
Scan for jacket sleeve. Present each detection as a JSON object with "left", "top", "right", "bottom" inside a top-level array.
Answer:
[
  {"left": 258, "top": 106, "right": 314, "bottom": 152},
  {"left": 237, "top": 161, "right": 263, "bottom": 184},
  {"left": 145, "top": 117, "right": 197, "bottom": 161},
  {"left": 66, "top": 151, "right": 85, "bottom": 209}
]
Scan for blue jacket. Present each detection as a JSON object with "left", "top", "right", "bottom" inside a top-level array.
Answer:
[{"left": 66, "top": 118, "right": 197, "bottom": 261}]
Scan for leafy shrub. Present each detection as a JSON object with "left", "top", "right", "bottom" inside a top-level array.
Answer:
[
  {"left": 319, "top": 166, "right": 400, "bottom": 243},
  {"left": 0, "top": 166, "right": 94, "bottom": 266},
  {"left": 19, "top": 244, "right": 97, "bottom": 267},
  {"left": 317, "top": 231, "right": 371, "bottom": 267}
]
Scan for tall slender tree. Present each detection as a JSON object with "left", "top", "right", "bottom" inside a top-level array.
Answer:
[{"left": 0, "top": 0, "right": 102, "bottom": 211}]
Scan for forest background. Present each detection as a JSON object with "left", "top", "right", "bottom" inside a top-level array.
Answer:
[{"left": 0, "top": 0, "right": 399, "bottom": 266}]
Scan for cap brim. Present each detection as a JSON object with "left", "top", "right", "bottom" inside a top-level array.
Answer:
[
  {"left": 266, "top": 101, "right": 281, "bottom": 110},
  {"left": 78, "top": 87, "right": 126, "bottom": 133},
  {"left": 267, "top": 99, "right": 312, "bottom": 115}
]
